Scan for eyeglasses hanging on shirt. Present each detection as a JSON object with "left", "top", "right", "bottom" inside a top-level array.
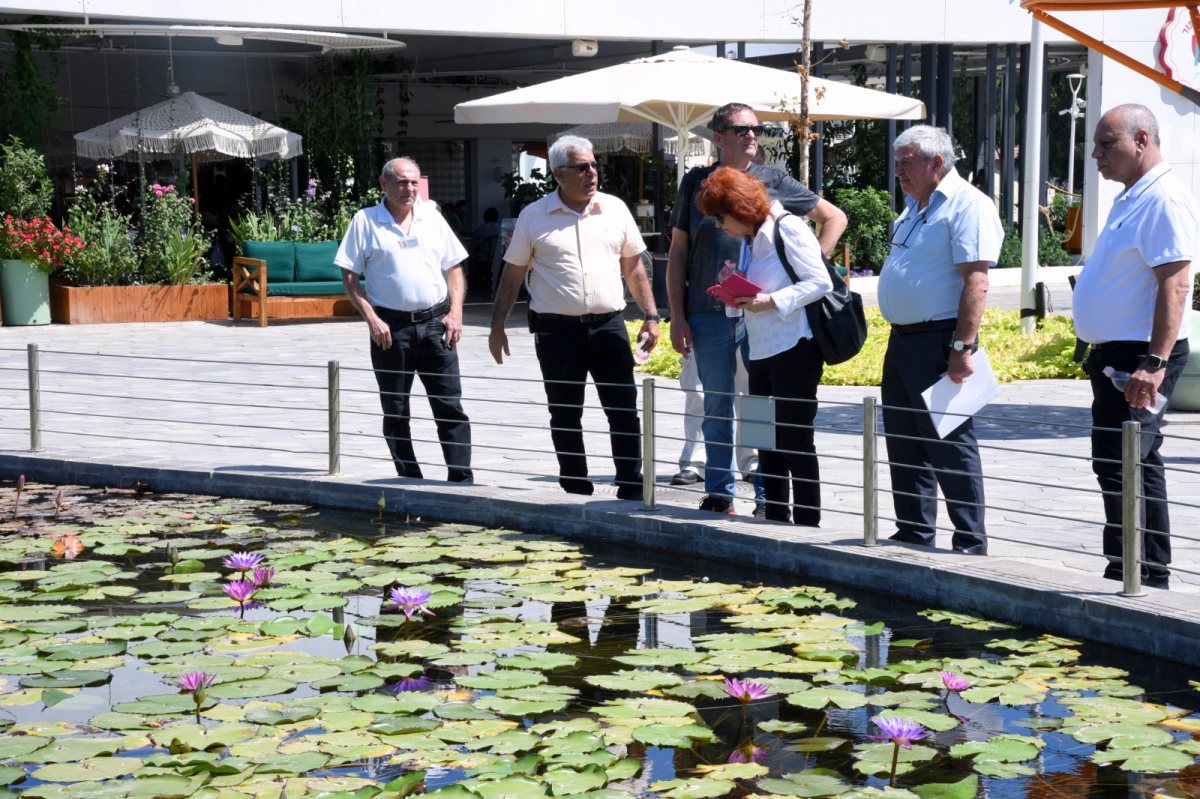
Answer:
[{"left": 890, "top": 210, "right": 927, "bottom": 250}]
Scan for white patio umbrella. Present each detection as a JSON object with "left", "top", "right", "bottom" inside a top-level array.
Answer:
[
  {"left": 75, "top": 91, "right": 302, "bottom": 162},
  {"left": 456, "top": 48, "right": 925, "bottom": 182}
]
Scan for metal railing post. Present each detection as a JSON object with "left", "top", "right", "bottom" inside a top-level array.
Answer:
[
  {"left": 642, "top": 377, "right": 656, "bottom": 510},
  {"left": 1119, "top": 419, "right": 1144, "bottom": 597},
  {"left": 863, "top": 397, "right": 878, "bottom": 546},
  {"left": 328, "top": 360, "right": 340, "bottom": 476},
  {"left": 27, "top": 344, "right": 40, "bottom": 452}
]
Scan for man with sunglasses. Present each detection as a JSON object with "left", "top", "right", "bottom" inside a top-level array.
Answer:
[
  {"left": 490, "top": 135, "right": 660, "bottom": 500},
  {"left": 667, "top": 102, "right": 847, "bottom": 516},
  {"left": 877, "top": 125, "right": 1003, "bottom": 555}
]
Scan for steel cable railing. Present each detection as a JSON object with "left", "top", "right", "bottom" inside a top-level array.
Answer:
[{"left": 3, "top": 343, "right": 1199, "bottom": 594}]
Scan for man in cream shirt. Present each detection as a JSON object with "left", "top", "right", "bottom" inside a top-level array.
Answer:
[{"left": 489, "top": 135, "right": 660, "bottom": 500}]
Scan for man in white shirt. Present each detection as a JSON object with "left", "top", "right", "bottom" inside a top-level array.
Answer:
[
  {"left": 489, "top": 136, "right": 660, "bottom": 500},
  {"left": 1073, "top": 103, "right": 1196, "bottom": 590},
  {"left": 336, "top": 157, "right": 473, "bottom": 483},
  {"left": 878, "top": 125, "right": 1003, "bottom": 555}
]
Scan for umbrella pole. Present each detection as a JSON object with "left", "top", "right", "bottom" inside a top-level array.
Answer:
[{"left": 190, "top": 153, "right": 201, "bottom": 218}]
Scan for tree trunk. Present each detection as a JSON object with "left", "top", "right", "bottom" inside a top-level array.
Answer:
[{"left": 796, "top": 0, "right": 813, "bottom": 184}]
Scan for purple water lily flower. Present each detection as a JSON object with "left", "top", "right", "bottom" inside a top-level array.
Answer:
[
  {"left": 223, "top": 579, "right": 258, "bottom": 618},
  {"left": 723, "top": 676, "right": 773, "bottom": 703},
  {"left": 727, "top": 743, "right": 768, "bottom": 764},
  {"left": 390, "top": 676, "right": 433, "bottom": 693},
  {"left": 940, "top": 671, "right": 971, "bottom": 692},
  {"left": 251, "top": 566, "right": 276, "bottom": 587},
  {"left": 178, "top": 672, "right": 215, "bottom": 693},
  {"left": 389, "top": 587, "right": 434, "bottom": 620},
  {"left": 868, "top": 715, "right": 929, "bottom": 749},
  {"left": 223, "top": 551, "right": 264, "bottom": 572}
]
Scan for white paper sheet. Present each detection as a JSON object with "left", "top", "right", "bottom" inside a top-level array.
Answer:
[{"left": 919, "top": 349, "right": 1001, "bottom": 438}]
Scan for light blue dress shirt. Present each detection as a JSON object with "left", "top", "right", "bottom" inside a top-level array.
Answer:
[{"left": 878, "top": 169, "right": 1004, "bottom": 325}]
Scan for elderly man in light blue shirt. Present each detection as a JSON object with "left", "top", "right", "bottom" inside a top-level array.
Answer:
[{"left": 878, "top": 125, "right": 1004, "bottom": 555}]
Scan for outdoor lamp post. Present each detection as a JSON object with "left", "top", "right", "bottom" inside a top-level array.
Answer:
[{"left": 1060, "top": 72, "right": 1086, "bottom": 202}]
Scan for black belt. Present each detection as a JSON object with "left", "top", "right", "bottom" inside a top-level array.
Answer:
[
  {"left": 1088, "top": 340, "right": 1146, "bottom": 352},
  {"left": 890, "top": 318, "right": 958, "bottom": 335},
  {"left": 374, "top": 301, "right": 449, "bottom": 324},
  {"left": 534, "top": 310, "right": 621, "bottom": 324}
]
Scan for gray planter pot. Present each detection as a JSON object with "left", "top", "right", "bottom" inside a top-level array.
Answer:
[{"left": 1169, "top": 309, "right": 1200, "bottom": 412}]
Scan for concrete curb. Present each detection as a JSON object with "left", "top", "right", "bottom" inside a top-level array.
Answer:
[{"left": 6, "top": 451, "right": 1198, "bottom": 666}]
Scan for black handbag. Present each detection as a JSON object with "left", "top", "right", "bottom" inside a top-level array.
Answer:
[{"left": 773, "top": 214, "right": 868, "bottom": 365}]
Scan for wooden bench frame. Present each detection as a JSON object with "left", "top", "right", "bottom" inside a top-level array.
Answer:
[{"left": 231, "top": 256, "right": 357, "bottom": 327}]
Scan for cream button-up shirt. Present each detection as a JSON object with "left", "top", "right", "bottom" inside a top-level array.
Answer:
[{"left": 504, "top": 190, "right": 646, "bottom": 316}]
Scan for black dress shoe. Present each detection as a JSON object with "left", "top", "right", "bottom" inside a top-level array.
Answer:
[
  {"left": 952, "top": 545, "right": 988, "bottom": 556},
  {"left": 889, "top": 530, "right": 932, "bottom": 546},
  {"left": 616, "top": 484, "right": 644, "bottom": 501},
  {"left": 670, "top": 470, "right": 701, "bottom": 486},
  {"left": 560, "top": 478, "right": 594, "bottom": 496}
]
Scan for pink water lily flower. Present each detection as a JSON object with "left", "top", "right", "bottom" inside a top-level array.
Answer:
[
  {"left": 940, "top": 671, "right": 971, "bottom": 692},
  {"left": 868, "top": 715, "right": 929, "bottom": 749},
  {"left": 179, "top": 672, "right": 215, "bottom": 693},
  {"left": 223, "top": 580, "right": 257, "bottom": 603},
  {"left": 251, "top": 566, "right": 276, "bottom": 587},
  {"left": 727, "top": 743, "right": 768, "bottom": 764},
  {"left": 723, "top": 676, "right": 773, "bottom": 703},
  {"left": 391, "top": 676, "right": 433, "bottom": 693},
  {"left": 389, "top": 587, "right": 434, "bottom": 620},
  {"left": 223, "top": 551, "right": 264, "bottom": 572}
]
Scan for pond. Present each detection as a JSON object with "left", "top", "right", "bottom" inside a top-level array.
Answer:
[{"left": 1, "top": 480, "right": 1199, "bottom": 799}]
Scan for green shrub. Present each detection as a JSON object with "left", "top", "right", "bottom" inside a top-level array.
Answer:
[
  {"left": 0, "top": 136, "right": 52, "bottom": 218},
  {"left": 831, "top": 186, "right": 896, "bottom": 271},
  {"left": 630, "top": 308, "right": 1081, "bottom": 387},
  {"left": 139, "top": 184, "right": 211, "bottom": 285},
  {"left": 61, "top": 167, "right": 140, "bottom": 287},
  {"left": 997, "top": 221, "right": 1071, "bottom": 268}
]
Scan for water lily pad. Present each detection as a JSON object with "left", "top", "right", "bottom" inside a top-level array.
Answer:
[
  {"left": 545, "top": 765, "right": 609, "bottom": 796},
  {"left": 911, "top": 776, "right": 979, "bottom": 799},
  {"left": 475, "top": 696, "right": 570, "bottom": 717},
  {"left": 206, "top": 676, "right": 297, "bottom": 699},
  {"left": 113, "top": 693, "right": 214, "bottom": 716},
  {"left": 786, "top": 738, "right": 853, "bottom": 753},
  {"left": 471, "top": 775, "right": 547, "bottom": 799},
  {"left": 0, "top": 736, "right": 49, "bottom": 759},
  {"left": 853, "top": 743, "right": 938, "bottom": 777},
  {"left": 651, "top": 776, "right": 736, "bottom": 799},
  {"left": 631, "top": 723, "right": 716, "bottom": 747},
  {"left": 875, "top": 708, "right": 959, "bottom": 732},
  {"left": 786, "top": 687, "right": 867, "bottom": 710},
  {"left": 457, "top": 670, "right": 546, "bottom": 691},
  {"left": 758, "top": 773, "right": 850, "bottom": 797},
  {"left": 31, "top": 756, "right": 143, "bottom": 782},
  {"left": 1091, "top": 746, "right": 1194, "bottom": 772},
  {"left": 949, "top": 734, "right": 1042, "bottom": 762},
  {"left": 1070, "top": 722, "right": 1174, "bottom": 748},
  {"left": 19, "top": 671, "right": 111, "bottom": 689},
  {"left": 496, "top": 653, "right": 579, "bottom": 671},
  {"left": 585, "top": 670, "right": 683, "bottom": 692},
  {"left": 40, "top": 641, "right": 126, "bottom": 660}
]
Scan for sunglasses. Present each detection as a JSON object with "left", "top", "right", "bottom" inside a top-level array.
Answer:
[
  {"left": 560, "top": 161, "right": 600, "bottom": 174},
  {"left": 719, "top": 124, "right": 766, "bottom": 137},
  {"left": 890, "top": 213, "right": 926, "bottom": 250}
]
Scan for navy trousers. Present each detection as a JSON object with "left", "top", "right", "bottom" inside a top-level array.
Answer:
[
  {"left": 1084, "top": 338, "right": 1188, "bottom": 584},
  {"left": 881, "top": 327, "right": 987, "bottom": 553},
  {"left": 370, "top": 311, "right": 473, "bottom": 482}
]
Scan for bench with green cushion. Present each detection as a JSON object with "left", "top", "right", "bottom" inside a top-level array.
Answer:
[{"left": 232, "top": 240, "right": 349, "bottom": 326}]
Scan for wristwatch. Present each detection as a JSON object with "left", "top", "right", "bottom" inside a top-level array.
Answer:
[
  {"left": 951, "top": 339, "right": 974, "bottom": 352},
  {"left": 644, "top": 314, "right": 662, "bottom": 323},
  {"left": 1142, "top": 353, "right": 1167, "bottom": 372}
]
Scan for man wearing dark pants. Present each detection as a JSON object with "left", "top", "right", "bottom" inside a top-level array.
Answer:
[
  {"left": 878, "top": 125, "right": 1002, "bottom": 555},
  {"left": 337, "top": 157, "right": 473, "bottom": 482},
  {"left": 489, "top": 135, "right": 660, "bottom": 500},
  {"left": 1074, "top": 103, "right": 1196, "bottom": 590}
]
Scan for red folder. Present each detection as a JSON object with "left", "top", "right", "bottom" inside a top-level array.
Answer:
[{"left": 706, "top": 273, "right": 762, "bottom": 307}]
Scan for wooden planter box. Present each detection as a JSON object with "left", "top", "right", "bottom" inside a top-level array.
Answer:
[{"left": 50, "top": 282, "right": 230, "bottom": 324}]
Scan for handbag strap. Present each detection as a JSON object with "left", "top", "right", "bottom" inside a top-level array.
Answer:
[{"left": 772, "top": 212, "right": 801, "bottom": 285}]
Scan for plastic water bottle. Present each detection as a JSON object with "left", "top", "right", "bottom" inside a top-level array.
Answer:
[
  {"left": 1102, "top": 366, "right": 1168, "bottom": 413},
  {"left": 633, "top": 332, "right": 651, "bottom": 365}
]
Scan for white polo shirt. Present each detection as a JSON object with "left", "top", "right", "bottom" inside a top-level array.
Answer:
[
  {"left": 1073, "top": 162, "right": 1198, "bottom": 344},
  {"left": 504, "top": 190, "right": 646, "bottom": 316},
  {"left": 878, "top": 169, "right": 1004, "bottom": 325},
  {"left": 335, "top": 199, "right": 467, "bottom": 312}
]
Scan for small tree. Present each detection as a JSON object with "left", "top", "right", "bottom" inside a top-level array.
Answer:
[{"left": 0, "top": 136, "right": 52, "bottom": 218}]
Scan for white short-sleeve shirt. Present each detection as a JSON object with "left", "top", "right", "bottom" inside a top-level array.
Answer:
[
  {"left": 504, "top": 190, "right": 646, "bottom": 316},
  {"left": 878, "top": 169, "right": 1004, "bottom": 325},
  {"left": 335, "top": 199, "right": 467, "bottom": 312},
  {"left": 1073, "top": 162, "right": 1198, "bottom": 344}
]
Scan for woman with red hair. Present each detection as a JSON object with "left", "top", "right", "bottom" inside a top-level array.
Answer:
[{"left": 696, "top": 167, "right": 832, "bottom": 526}]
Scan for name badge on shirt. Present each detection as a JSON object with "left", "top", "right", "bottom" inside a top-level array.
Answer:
[{"left": 398, "top": 235, "right": 420, "bottom": 250}]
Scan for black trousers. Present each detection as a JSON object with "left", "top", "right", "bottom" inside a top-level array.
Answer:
[
  {"left": 370, "top": 311, "right": 472, "bottom": 482},
  {"left": 532, "top": 312, "right": 642, "bottom": 489},
  {"left": 747, "top": 336, "right": 823, "bottom": 526},
  {"left": 1084, "top": 338, "right": 1189, "bottom": 583},
  {"left": 881, "top": 327, "right": 987, "bottom": 552}
]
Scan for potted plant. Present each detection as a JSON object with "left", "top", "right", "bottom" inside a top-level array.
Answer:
[{"left": 0, "top": 136, "right": 80, "bottom": 325}]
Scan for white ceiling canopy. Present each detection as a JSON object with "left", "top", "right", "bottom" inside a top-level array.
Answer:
[{"left": 0, "top": 23, "right": 406, "bottom": 53}]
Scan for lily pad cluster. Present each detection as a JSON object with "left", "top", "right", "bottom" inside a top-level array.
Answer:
[{"left": 0, "top": 484, "right": 1198, "bottom": 799}]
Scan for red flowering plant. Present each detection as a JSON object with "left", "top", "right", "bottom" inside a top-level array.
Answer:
[{"left": 1, "top": 214, "right": 85, "bottom": 274}]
